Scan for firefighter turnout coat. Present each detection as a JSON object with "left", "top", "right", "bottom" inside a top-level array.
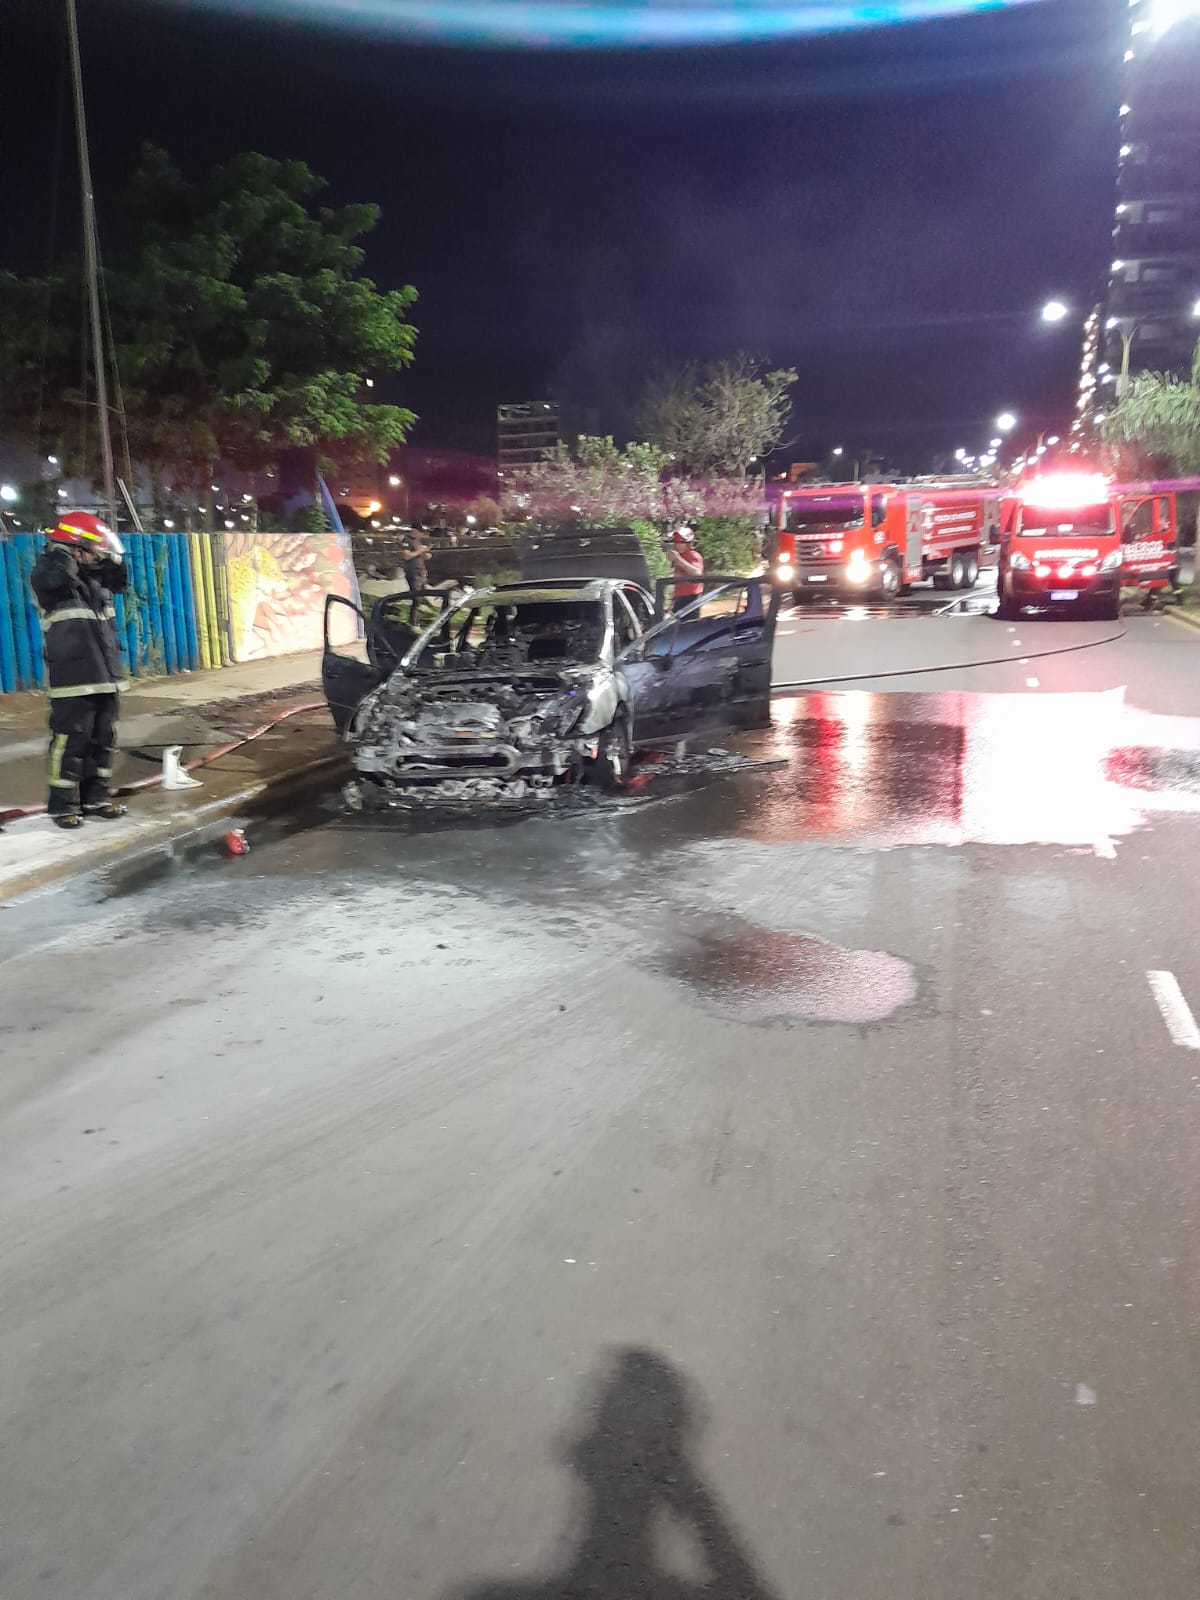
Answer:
[{"left": 30, "top": 545, "right": 128, "bottom": 697}]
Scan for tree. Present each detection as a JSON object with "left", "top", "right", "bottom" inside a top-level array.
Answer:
[
  {"left": 501, "top": 435, "right": 764, "bottom": 578},
  {"left": 1105, "top": 343, "right": 1200, "bottom": 475},
  {"left": 637, "top": 355, "right": 797, "bottom": 479},
  {"left": 0, "top": 145, "right": 418, "bottom": 527},
  {"left": 504, "top": 436, "right": 697, "bottom": 527}
]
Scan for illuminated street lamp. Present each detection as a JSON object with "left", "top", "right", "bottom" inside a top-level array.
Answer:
[
  {"left": 1040, "top": 299, "right": 1070, "bottom": 324},
  {"left": 995, "top": 412, "right": 1017, "bottom": 434},
  {"left": 0, "top": 484, "right": 18, "bottom": 504}
]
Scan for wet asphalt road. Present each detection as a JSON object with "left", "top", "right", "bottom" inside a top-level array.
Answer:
[{"left": 2, "top": 606, "right": 1200, "bottom": 1599}]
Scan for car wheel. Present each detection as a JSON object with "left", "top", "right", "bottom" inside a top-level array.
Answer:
[
  {"left": 592, "top": 717, "right": 631, "bottom": 791},
  {"left": 877, "top": 559, "right": 901, "bottom": 600},
  {"left": 949, "top": 552, "right": 968, "bottom": 590},
  {"left": 932, "top": 573, "right": 954, "bottom": 591},
  {"left": 1098, "top": 592, "right": 1123, "bottom": 622},
  {"left": 962, "top": 554, "right": 980, "bottom": 589}
]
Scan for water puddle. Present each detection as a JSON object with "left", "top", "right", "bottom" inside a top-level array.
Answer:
[{"left": 661, "top": 918, "right": 918, "bottom": 1026}]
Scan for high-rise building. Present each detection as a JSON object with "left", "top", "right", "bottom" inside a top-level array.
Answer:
[
  {"left": 1103, "top": 1, "right": 1200, "bottom": 389},
  {"left": 497, "top": 402, "right": 559, "bottom": 475}
]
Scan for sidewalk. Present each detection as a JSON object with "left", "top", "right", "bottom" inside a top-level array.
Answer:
[{"left": 0, "top": 648, "right": 358, "bottom": 902}]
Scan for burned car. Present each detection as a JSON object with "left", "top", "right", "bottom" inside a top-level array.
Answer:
[{"left": 322, "top": 576, "right": 779, "bottom": 804}]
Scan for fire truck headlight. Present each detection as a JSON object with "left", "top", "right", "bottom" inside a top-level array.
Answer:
[
  {"left": 846, "top": 552, "right": 872, "bottom": 584},
  {"left": 1010, "top": 552, "right": 1032, "bottom": 571},
  {"left": 1100, "top": 549, "right": 1122, "bottom": 572},
  {"left": 775, "top": 562, "right": 795, "bottom": 583}
]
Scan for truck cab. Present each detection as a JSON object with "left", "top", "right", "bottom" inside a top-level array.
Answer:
[{"left": 774, "top": 487, "right": 900, "bottom": 599}]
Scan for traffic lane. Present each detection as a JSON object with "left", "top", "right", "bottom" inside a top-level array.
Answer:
[
  {"left": 2, "top": 712, "right": 1200, "bottom": 1595},
  {"left": 772, "top": 609, "right": 1196, "bottom": 711}
]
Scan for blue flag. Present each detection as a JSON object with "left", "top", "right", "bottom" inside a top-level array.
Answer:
[{"left": 316, "top": 471, "right": 346, "bottom": 536}]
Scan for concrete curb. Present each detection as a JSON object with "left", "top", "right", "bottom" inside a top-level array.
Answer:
[
  {"left": 1164, "top": 605, "right": 1200, "bottom": 634},
  {"left": 0, "top": 751, "right": 347, "bottom": 906}
]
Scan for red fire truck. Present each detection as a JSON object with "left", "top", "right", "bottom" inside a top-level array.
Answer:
[
  {"left": 996, "top": 472, "right": 1181, "bottom": 620},
  {"left": 774, "top": 480, "right": 1002, "bottom": 600}
]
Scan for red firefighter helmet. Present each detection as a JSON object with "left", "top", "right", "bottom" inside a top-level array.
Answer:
[{"left": 49, "top": 510, "right": 124, "bottom": 558}]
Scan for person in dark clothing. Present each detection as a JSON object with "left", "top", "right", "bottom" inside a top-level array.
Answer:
[
  {"left": 399, "top": 530, "right": 432, "bottom": 595},
  {"left": 30, "top": 511, "right": 129, "bottom": 830}
]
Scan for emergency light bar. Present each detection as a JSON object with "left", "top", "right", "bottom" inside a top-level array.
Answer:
[{"left": 1019, "top": 473, "right": 1110, "bottom": 509}]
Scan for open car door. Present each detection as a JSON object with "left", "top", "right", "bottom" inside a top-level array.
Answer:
[
  {"left": 619, "top": 578, "right": 779, "bottom": 746},
  {"left": 323, "top": 591, "right": 459, "bottom": 735},
  {"left": 322, "top": 595, "right": 381, "bottom": 736}
]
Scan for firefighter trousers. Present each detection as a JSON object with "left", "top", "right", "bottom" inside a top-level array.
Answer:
[{"left": 46, "top": 693, "right": 119, "bottom": 814}]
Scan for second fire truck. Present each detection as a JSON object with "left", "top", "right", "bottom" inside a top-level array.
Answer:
[{"left": 774, "top": 479, "right": 1002, "bottom": 601}]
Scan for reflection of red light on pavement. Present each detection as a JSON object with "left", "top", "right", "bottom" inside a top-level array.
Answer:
[{"left": 754, "top": 689, "right": 1200, "bottom": 855}]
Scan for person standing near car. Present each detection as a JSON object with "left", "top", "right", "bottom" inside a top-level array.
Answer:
[
  {"left": 400, "top": 528, "right": 432, "bottom": 595},
  {"left": 667, "top": 525, "right": 704, "bottom": 609},
  {"left": 30, "top": 511, "right": 129, "bottom": 830}
]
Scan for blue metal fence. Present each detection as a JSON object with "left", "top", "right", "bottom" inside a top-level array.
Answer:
[{"left": 0, "top": 532, "right": 201, "bottom": 692}]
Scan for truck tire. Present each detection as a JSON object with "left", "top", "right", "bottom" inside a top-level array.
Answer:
[
  {"left": 948, "top": 552, "right": 968, "bottom": 590},
  {"left": 962, "top": 554, "right": 980, "bottom": 589},
  {"left": 932, "top": 573, "right": 954, "bottom": 591},
  {"left": 877, "top": 558, "right": 902, "bottom": 600},
  {"left": 1097, "top": 592, "right": 1122, "bottom": 622}
]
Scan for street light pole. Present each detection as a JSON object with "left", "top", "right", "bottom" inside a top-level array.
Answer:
[{"left": 65, "top": 0, "right": 117, "bottom": 532}]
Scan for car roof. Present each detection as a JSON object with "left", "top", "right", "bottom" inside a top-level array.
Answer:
[{"left": 471, "top": 579, "right": 634, "bottom": 604}]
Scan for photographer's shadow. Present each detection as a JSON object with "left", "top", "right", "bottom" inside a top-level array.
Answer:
[{"left": 444, "top": 1346, "right": 783, "bottom": 1600}]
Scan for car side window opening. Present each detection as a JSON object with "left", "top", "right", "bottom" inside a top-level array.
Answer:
[
  {"left": 624, "top": 586, "right": 655, "bottom": 628},
  {"left": 612, "top": 592, "right": 640, "bottom": 650}
]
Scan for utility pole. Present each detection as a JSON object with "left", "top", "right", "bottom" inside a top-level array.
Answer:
[{"left": 65, "top": 0, "right": 117, "bottom": 532}]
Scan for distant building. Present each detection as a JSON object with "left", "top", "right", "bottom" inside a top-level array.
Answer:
[
  {"left": 497, "top": 402, "right": 559, "bottom": 476},
  {"left": 1104, "top": 1, "right": 1200, "bottom": 387}
]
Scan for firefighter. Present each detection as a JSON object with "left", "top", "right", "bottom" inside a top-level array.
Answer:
[
  {"left": 30, "top": 511, "right": 129, "bottom": 830},
  {"left": 666, "top": 525, "right": 704, "bottom": 609}
]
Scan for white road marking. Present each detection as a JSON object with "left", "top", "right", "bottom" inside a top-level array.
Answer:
[
  {"left": 1146, "top": 970, "right": 1200, "bottom": 1049},
  {"left": 1026, "top": 676, "right": 1040, "bottom": 688}
]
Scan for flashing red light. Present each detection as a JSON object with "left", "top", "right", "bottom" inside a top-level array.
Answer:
[
  {"left": 1080, "top": 563, "right": 1098, "bottom": 578},
  {"left": 1057, "top": 564, "right": 1074, "bottom": 580},
  {"left": 828, "top": 538, "right": 844, "bottom": 553},
  {"left": 1020, "top": 472, "right": 1109, "bottom": 509},
  {"left": 1034, "top": 564, "right": 1051, "bottom": 578}
]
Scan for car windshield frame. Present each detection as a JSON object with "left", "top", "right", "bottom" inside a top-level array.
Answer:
[{"left": 401, "top": 589, "right": 608, "bottom": 673}]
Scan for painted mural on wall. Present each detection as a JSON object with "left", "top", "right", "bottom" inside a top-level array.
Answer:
[{"left": 223, "top": 531, "right": 360, "bottom": 662}]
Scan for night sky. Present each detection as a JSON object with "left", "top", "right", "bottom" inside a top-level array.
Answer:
[{"left": 3, "top": 0, "right": 1120, "bottom": 467}]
